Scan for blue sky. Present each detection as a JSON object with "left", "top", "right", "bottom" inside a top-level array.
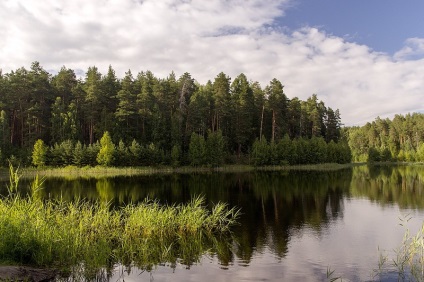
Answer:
[
  {"left": 0, "top": 0, "right": 423, "bottom": 125},
  {"left": 281, "top": 0, "right": 424, "bottom": 55}
]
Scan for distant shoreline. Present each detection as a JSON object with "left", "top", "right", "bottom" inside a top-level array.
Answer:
[{"left": 0, "top": 163, "right": 363, "bottom": 180}]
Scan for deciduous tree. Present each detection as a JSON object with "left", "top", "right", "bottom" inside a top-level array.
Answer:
[{"left": 97, "top": 131, "right": 115, "bottom": 166}]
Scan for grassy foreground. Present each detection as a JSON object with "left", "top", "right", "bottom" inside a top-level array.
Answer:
[{"left": 0, "top": 166, "right": 240, "bottom": 278}]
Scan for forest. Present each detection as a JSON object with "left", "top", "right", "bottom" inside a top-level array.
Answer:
[
  {"left": 347, "top": 113, "right": 424, "bottom": 162},
  {"left": 0, "top": 62, "right": 350, "bottom": 167}
]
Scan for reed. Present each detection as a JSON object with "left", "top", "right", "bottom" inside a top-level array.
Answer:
[
  {"left": 0, "top": 163, "right": 359, "bottom": 181},
  {"left": 0, "top": 165, "right": 240, "bottom": 277},
  {"left": 7, "top": 161, "right": 20, "bottom": 193},
  {"left": 375, "top": 216, "right": 424, "bottom": 281}
]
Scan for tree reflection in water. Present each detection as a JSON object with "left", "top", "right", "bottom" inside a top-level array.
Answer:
[{"left": 3, "top": 165, "right": 424, "bottom": 279}]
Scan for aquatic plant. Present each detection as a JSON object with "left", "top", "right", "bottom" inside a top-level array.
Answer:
[
  {"left": 7, "top": 161, "right": 20, "bottom": 193},
  {"left": 375, "top": 215, "right": 424, "bottom": 281},
  {"left": 0, "top": 165, "right": 240, "bottom": 278}
]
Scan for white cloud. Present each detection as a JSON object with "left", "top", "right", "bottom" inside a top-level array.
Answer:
[
  {"left": 394, "top": 38, "right": 424, "bottom": 60},
  {"left": 1, "top": 0, "right": 424, "bottom": 125}
]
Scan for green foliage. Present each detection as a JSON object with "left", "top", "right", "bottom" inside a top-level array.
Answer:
[
  {"left": 266, "top": 78, "right": 288, "bottom": 142},
  {"left": 269, "top": 141, "right": 279, "bottom": 165},
  {"left": 97, "top": 131, "right": 115, "bottom": 166},
  {"left": 189, "top": 133, "right": 206, "bottom": 166},
  {"left": 231, "top": 73, "right": 255, "bottom": 155},
  {"left": 0, "top": 191, "right": 239, "bottom": 272},
  {"left": 348, "top": 114, "right": 424, "bottom": 163},
  {"left": 51, "top": 97, "right": 78, "bottom": 144},
  {"left": 72, "top": 141, "right": 85, "bottom": 167},
  {"left": 49, "top": 140, "right": 74, "bottom": 166},
  {"left": 205, "top": 130, "right": 225, "bottom": 167},
  {"left": 367, "top": 147, "right": 379, "bottom": 163},
  {"left": 128, "top": 139, "right": 142, "bottom": 166},
  {"left": 251, "top": 137, "right": 270, "bottom": 166},
  {"left": 32, "top": 139, "right": 47, "bottom": 167},
  {"left": 7, "top": 161, "right": 20, "bottom": 193},
  {"left": 144, "top": 143, "right": 164, "bottom": 166},
  {"left": 326, "top": 266, "right": 342, "bottom": 282},
  {"left": 171, "top": 144, "right": 181, "bottom": 167},
  {"left": 417, "top": 143, "right": 424, "bottom": 162},
  {"left": 60, "top": 140, "right": 74, "bottom": 165},
  {"left": 0, "top": 110, "right": 10, "bottom": 156},
  {"left": 251, "top": 136, "right": 351, "bottom": 166},
  {"left": 212, "top": 72, "right": 232, "bottom": 137},
  {"left": 309, "top": 136, "right": 328, "bottom": 164},
  {"left": 86, "top": 142, "right": 100, "bottom": 166},
  {"left": 276, "top": 135, "right": 292, "bottom": 165},
  {"left": 380, "top": 148, "right": 392, "bottom": 162},
  {"left": 0, "top": 62, "right": 346, "bottom": 167},
  {"left": 114, "top": 139, "right": 130, "bottom": 166}
]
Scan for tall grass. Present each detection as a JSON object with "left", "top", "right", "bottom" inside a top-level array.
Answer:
[
  {"left": 0, "top": 165, "right": 240, "bottom": 278},
  {"left": 375, "top": 216, "right": 424, "bottom": 281},
  {"left": 7, "top": 161, "right": 20, "bottom": 193},
  {"left": 0, "top": 163, "right": 358, "bottom": 181}
]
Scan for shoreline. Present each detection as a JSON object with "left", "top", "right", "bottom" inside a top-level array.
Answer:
[
  {"left": 0, "top": 163, "right": 360, "bottom": 180},
  {"left": 0, "top": 266, "right": 56, "bottom": 281}
]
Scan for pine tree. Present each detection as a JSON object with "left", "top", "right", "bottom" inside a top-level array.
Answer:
[
  {"left": 212, "top": 72, "right": 232, "bottom": 137},
  {"left": 115, "top": 139, "right": 130, "bottom": 166},
  {"left": 171, "top": 144, "right": 181, "bottom": 167},
  {"left": 265, "top": 78, "right": 288, "bottom": 142},
  {"left": 128, "top": 139, "right": 142, "bottom": 166},
  {"left": 73, "top": 141, "right": 85, "bottom": 167},
  {"left": 189, "top": 133, "right": 206, "bottom": 166},
  {"left": 251, "top": 137, "right": 270, "bottom": 166},
  {"left": 115, "top": 70, "right": 138, "bottom": 142},
  {"left": 231, "top": 73, "right": 255, "bottom": 156},
  {"left": 59, "top": 140, "right": 74, "bottom": 165},
  {"left": 205, "top": 130, "right": 225, "bottom": 167}
]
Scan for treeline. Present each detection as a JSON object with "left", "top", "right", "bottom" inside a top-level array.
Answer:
[
  {"left": 32, "top": 131, "right": 351, "bottom": 167},
  {"left": 0, "top": 62, "right": 348, "bottom": 166},
  {"left": 347, "top": 113, "right": 424, "bottom": 162},
  {"left": 251, "top": 135, "right": 351, "bottom": 166}
]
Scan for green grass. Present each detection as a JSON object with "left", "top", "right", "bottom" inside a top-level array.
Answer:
[
  {"left": 255, "top": 163, "right": 357, "bottom": 171},
  {"left": 0, "top": 165, "right": 240, "bottom": 278},
  {"left": 0, "top": 163, "right": 359, "bottom": 180}
]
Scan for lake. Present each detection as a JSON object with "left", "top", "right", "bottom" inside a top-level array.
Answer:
[{"left": 3, "top": 165, "right": 424, "bottom": 281}]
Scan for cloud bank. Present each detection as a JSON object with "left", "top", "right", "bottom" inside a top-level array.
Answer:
[{"left": 1, "top": 0, "right": 423, "bottom": 125}]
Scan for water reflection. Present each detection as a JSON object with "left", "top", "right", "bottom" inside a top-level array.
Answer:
[
  {"left": 2, "top": 165, "right": 424, "bottom": 281},
  {"left": 350, "top": 165, "right": 424, "bottom": 209},
  {"left": 6, "top": 170, "right": 351, "bottom": 266}
]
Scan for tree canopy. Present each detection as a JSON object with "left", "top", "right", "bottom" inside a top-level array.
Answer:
[
  {"left": 0, "top": 62, "right": 348, "bottom": 166},
  {"left": 347, "top": 113, "right": 424, "bottom": 162}
]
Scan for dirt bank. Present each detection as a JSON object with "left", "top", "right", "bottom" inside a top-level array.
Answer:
[{"left": 0, "top": 266, "right": 56, "bottom": 281}]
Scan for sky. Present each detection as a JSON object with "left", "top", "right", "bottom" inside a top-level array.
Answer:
[{"left": 1, "top": 0, "right": 424, "bottom": 126}]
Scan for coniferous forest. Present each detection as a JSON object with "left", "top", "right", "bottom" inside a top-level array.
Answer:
[
  {"left": 347, "top": 113, "right": 424, "bottom": 163},
  {"left": 0, "top": 62, "right": 351, "bottom": 167}
]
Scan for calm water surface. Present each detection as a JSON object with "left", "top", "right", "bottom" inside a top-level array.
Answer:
[{"left": 4, "top": 165, "right": 424, "bottom": 281}]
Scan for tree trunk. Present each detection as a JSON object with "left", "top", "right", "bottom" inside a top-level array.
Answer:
[
  {"left": 272, "top": 110, "right": 276, "bottom": 142},
  {"left": 260, "top": 105, "right": 264, "bottom": 140},
  {"left": 89, "top": 120, "right": 94, "bottom": 144}
]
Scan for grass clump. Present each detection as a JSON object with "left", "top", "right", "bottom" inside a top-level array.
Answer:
[
  {"left": 0, "top": 165, "right": 240, "bottom": 277},
  {"left": 117, "top": 196, "right": 239, "bottom": 269},
  {"left": 0, "top": 195, "right": 120, "bottom": 269}
]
